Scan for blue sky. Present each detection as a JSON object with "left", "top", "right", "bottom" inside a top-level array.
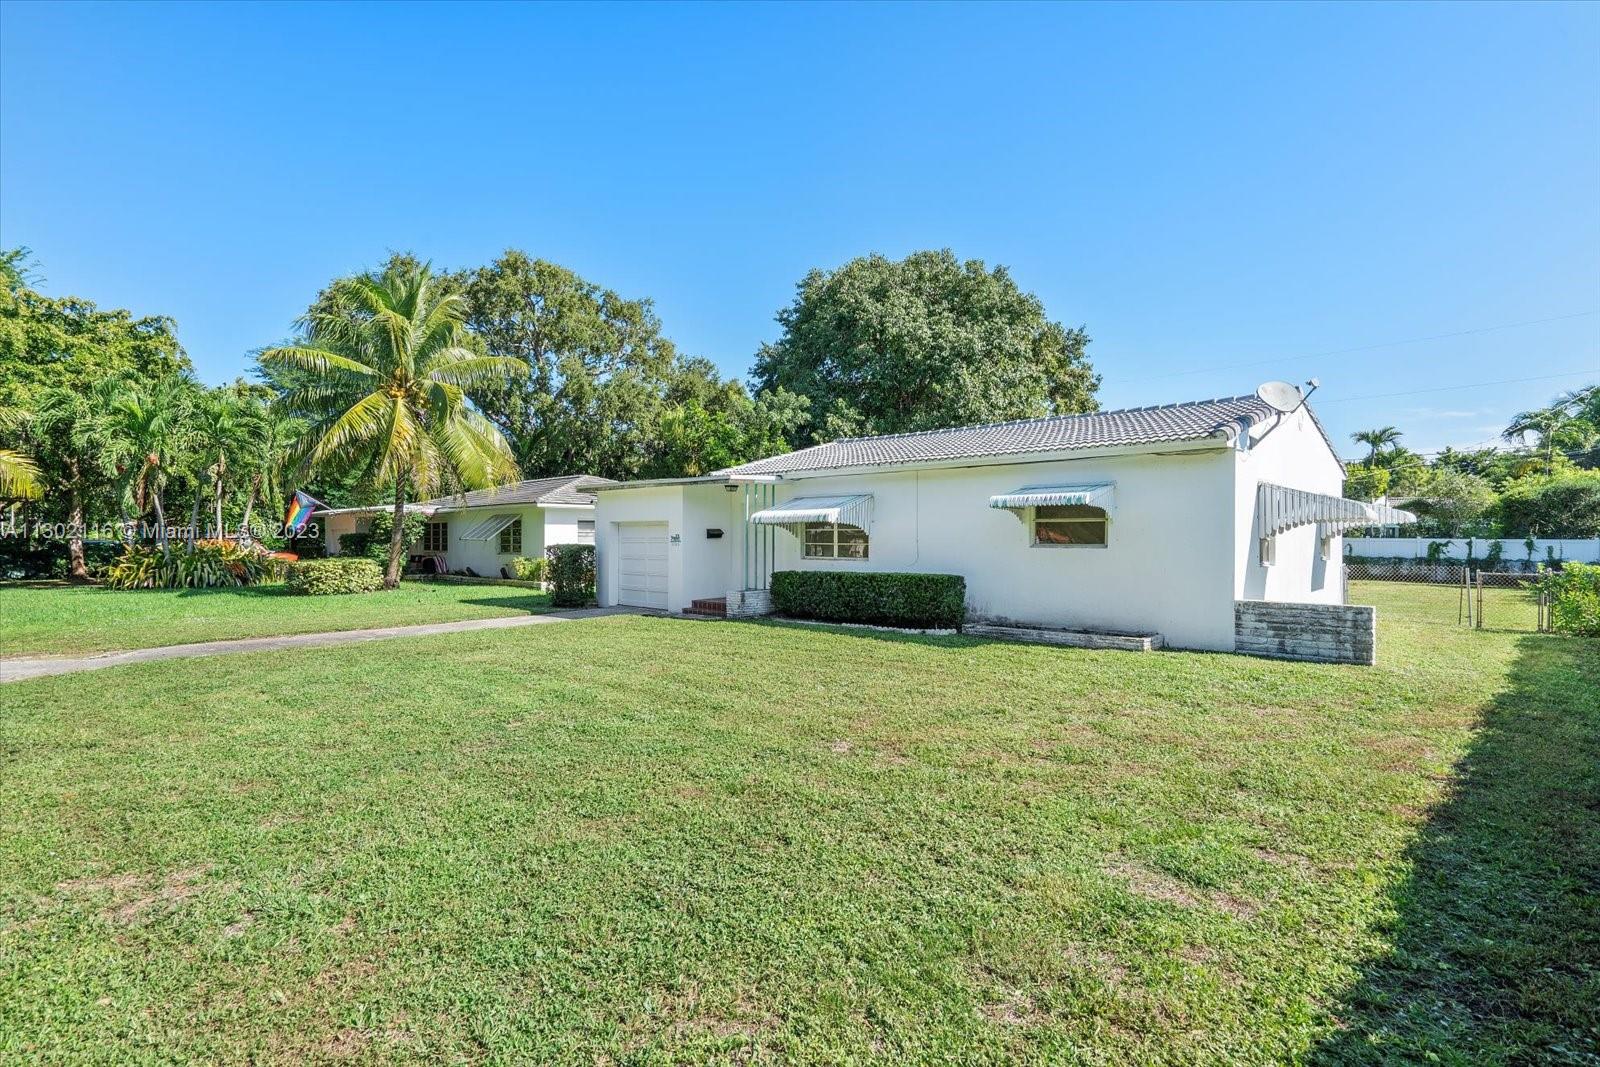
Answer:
[{"left": 3, "top": 1, "right": 1597, "bottom": 457}]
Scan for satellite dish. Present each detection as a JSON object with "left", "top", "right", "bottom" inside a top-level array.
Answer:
[{"left": 1256, "top": 380, "right": 1304, "bottom": 413}]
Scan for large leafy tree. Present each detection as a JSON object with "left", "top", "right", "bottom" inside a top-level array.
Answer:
[
  {"left": 1402, "top": 467, "right": 1497, "bottom": 536},
  {"left": 752, "top": 249, "right": 1098, "bottom": 445},
  {"left": 261, "top": 262, "right": 526, "bottom": 587},
  {"left": 0, "top": 250, "right": 190, "bottom": 557},
  {"left": 461, "top": 250, "right": 706, "bottom": 479}
]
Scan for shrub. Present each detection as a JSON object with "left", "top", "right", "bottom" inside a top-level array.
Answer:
[
  {"left": 770, "top": 571, "right": 966, "bottom": 629},
  {"left": 546, "top": 544, "right": 595, "bottom": 607},
  {"left": 103, "top": 540, "right": 282, "bottom": 590},
  {"left": 1539, "top": 562, "right": 1600, "bottom": 637},
  {"left": 338, "top": 531, "right": 373, "bottom": 557},
  {"left": 511, "top": 556, "right": 548, "bottom": 583},
  {"left": 366, "top": 511, "right": 426, "bottom": 561},
  {"left": 285, "top": 557, "right": 384, "bottom": 596},
  {"left": 1498, "top": 470, "right": 1600, "bottom": 538}
]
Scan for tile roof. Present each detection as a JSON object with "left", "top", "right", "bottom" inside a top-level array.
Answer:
[
  {"left": 415, "top": 474, "right": 616, "bottom": 510},
  {"left": 718, "top": 395, "right": 1337, "bottom": 476}
]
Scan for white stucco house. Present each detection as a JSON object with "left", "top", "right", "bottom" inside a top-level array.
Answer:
[
  {"left": 315, "top": 474, "right": 613, "bottom": 577},
  {"left": 593, "top": 389, "right": 1411, "bottom": 662}
]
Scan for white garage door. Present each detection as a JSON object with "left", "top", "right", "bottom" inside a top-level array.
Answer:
[{"left": 617, "top": 523, "right": 669, "bottom": 609}]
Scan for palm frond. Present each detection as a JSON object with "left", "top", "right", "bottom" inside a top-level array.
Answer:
[{"left": 260, "top": 345, "right": 378, "bottom": 380}]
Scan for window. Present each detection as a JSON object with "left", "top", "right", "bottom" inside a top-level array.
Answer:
[
  {"left": 422, "top": 521, "right": 448, "bottom": 553},
  {"left": 577, "top": 519, "right": 596, "bottom": 542},
  {"left": 803, "top": 522, "right": 869, "bottom": 559},
  {"left": 1259, "top": 535, "right": 1277, "bottom": 566},
  {"left": 1032, "top": 505, "right": 1108, "bottom": 546},
  {"left": 498, "top": 519, "right": 522, "bottom": 555}
]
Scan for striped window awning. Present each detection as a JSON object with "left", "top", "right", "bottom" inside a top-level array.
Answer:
[
  {"left": 749, "top": 494, "right": 873, "bottom": 531},
  {"left": 989, "top": 483, "right": 1115, "bottom": 512},
  {"left": 458, "top": 513, "right": 521, "bottom": 542},
  {"left": 1258, "top": 483, "right": 1373, "bottom": 537}
]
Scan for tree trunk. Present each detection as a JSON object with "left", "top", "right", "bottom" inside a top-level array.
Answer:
[
  {"left": 152, "top": 486, "right": 168, "bottom": 550},
  {"left": 188, "top": 490, "right": 201, "bottom": 546},
  {"left": 213, "top": 454, "right": 226, "bottom": 538},
  {"left": 67, "top": 458, "right": 89, "bottom": 583},
  {"left": 241, "top": 473, "right": 260, "bottom": 537},
  {"left": 385, "top": 480, "right": 407, "bottom": 589}
]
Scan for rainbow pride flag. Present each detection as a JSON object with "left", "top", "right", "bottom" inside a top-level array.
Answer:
[{"left": 284, "top": 490, "right": 323, "bottom": 535}]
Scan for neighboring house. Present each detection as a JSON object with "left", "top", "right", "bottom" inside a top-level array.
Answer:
[
  {"left": 315, "top": 474, "right": 614, "bottom": 576},
  {"left": 593, "top": 388, "right": 1412, "bottom": 661}
]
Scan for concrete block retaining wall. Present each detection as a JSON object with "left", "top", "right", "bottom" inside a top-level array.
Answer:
[
  {"left": 724, "top": 589, "right": 774, "bottom": 618},
  {"left": 1234, "top": 600, "right": 1376, "bottom": 665}
]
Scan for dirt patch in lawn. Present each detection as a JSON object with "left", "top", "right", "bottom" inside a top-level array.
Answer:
[
  {"left": 1110, "top": 860, "right": 1259, "bottom": 919},
  {"left": 55, "top": 864, "right": 225, "bottom": 926}
]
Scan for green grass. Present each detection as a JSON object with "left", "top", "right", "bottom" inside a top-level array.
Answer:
[
  {"left": 0, "top": 580, "right": 553, "bottom": 657},
  {"left": 0, "top": 583, "right": 1593, "bottom": 1064}
]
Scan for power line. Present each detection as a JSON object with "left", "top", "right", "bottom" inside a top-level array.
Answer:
[
  {"left": 1102, "top": 309, "right": 1600, "bottom": 386},
  {"left": 1314, "top": 368, "right": 1600, "bottom": 406}
]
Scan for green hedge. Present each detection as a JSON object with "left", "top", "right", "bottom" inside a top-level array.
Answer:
[
  {"left": 770, "top": 570, "right": 966, "bottom": 629},
  {"left": 546, "top": 544, "right": 595, "bottom": 607},
  {"left": 285, "top": 557, "right": 385, "bottom": 596}
]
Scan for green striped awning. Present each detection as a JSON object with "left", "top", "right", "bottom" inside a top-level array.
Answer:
[
  {"left": 989, "top": 483, "right": 1115, "bottom": 511},
  {"left": 749, "top": 494, "right": 874, "bottom": 531}
]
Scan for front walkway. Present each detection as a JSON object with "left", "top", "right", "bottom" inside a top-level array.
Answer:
[{"left": 0, "top": 607, "right": 646, "bottom": 684}]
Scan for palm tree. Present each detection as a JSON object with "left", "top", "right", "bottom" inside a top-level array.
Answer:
[
  {"left": 261, "top": 262, "right": 525, "bottom": 587},
  {"left": 96, "top": 376, "right": 195, "bottom": 547},
  {"left": 193, "top": 386, "right": 262, "bottom": 537},
  {"left": 240, "top": 401, "right": 303, "bottom": 537},
  {"left": 1351, "top": 426, "right": 1403, "bottom": 465},
  {"left": 1502, "top": 405, "right": 1573, "bottom": 474},
  {"left": 32, "top": 388, "right": 103, "bottom": 578}
]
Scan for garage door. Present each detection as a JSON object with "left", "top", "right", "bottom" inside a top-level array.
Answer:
[{"left": 617, "top": 523, "right": 669, "bottom": 609}]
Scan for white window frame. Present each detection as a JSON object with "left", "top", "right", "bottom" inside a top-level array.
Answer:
[
  {"left": 498, "top": 518, "right": 523, "bottom": 555},
  {"left": 802, "top": 521, "right": 870, "bottom": 560},
  {"left": 1029, "top": 505, "right": 1109, "bottom": 548},
  {"left": 422, "top": 520, "right": 448, "bottom": 553}
]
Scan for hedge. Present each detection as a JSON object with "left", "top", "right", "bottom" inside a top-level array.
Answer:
[
  {"left": 285, "top": 557, "right": 384, "bottom": 595},
  {"left": 770, "top": 570, "right": 966, "bottom": 629},
  {"left": 546, "top": 544, "right": 595, "bottom": 607}
]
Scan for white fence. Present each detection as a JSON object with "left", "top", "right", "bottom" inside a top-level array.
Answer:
[{"left": 1344, "top": 537, "right": 1600, "bottom": 564}]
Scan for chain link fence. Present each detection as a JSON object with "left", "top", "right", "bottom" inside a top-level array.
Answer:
[{"left": 1345, "top": 562, "right": 1549, "bottom": 631}]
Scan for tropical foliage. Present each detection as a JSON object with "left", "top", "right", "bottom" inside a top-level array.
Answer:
[
  {"left": 1344, "top": 384, "right": 1600, "bottom": 539},
  {"left": 261, "top": 261, "right": 526, "bottom": 587},
  {"left": 103, "top": 540, "right": 282, "bottom": 590}
]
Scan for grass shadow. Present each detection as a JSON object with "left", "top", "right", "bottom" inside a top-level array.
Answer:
[
  {"left": 456, "top": 595, "right": 555, "bottom": 614},
  {"left": 1312, "top": 633, "right": 1600, "bottom": 1064},
  {"left": 172, "top": 584, "right": 293, "bottom": 600}
]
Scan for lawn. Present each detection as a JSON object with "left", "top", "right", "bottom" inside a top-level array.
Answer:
[
  {"left": 0, "top": 580, "right": 553, "bottom": 657},
  {"left": 0, "top": 583, "right": 1593, "bottom": 1064}
]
